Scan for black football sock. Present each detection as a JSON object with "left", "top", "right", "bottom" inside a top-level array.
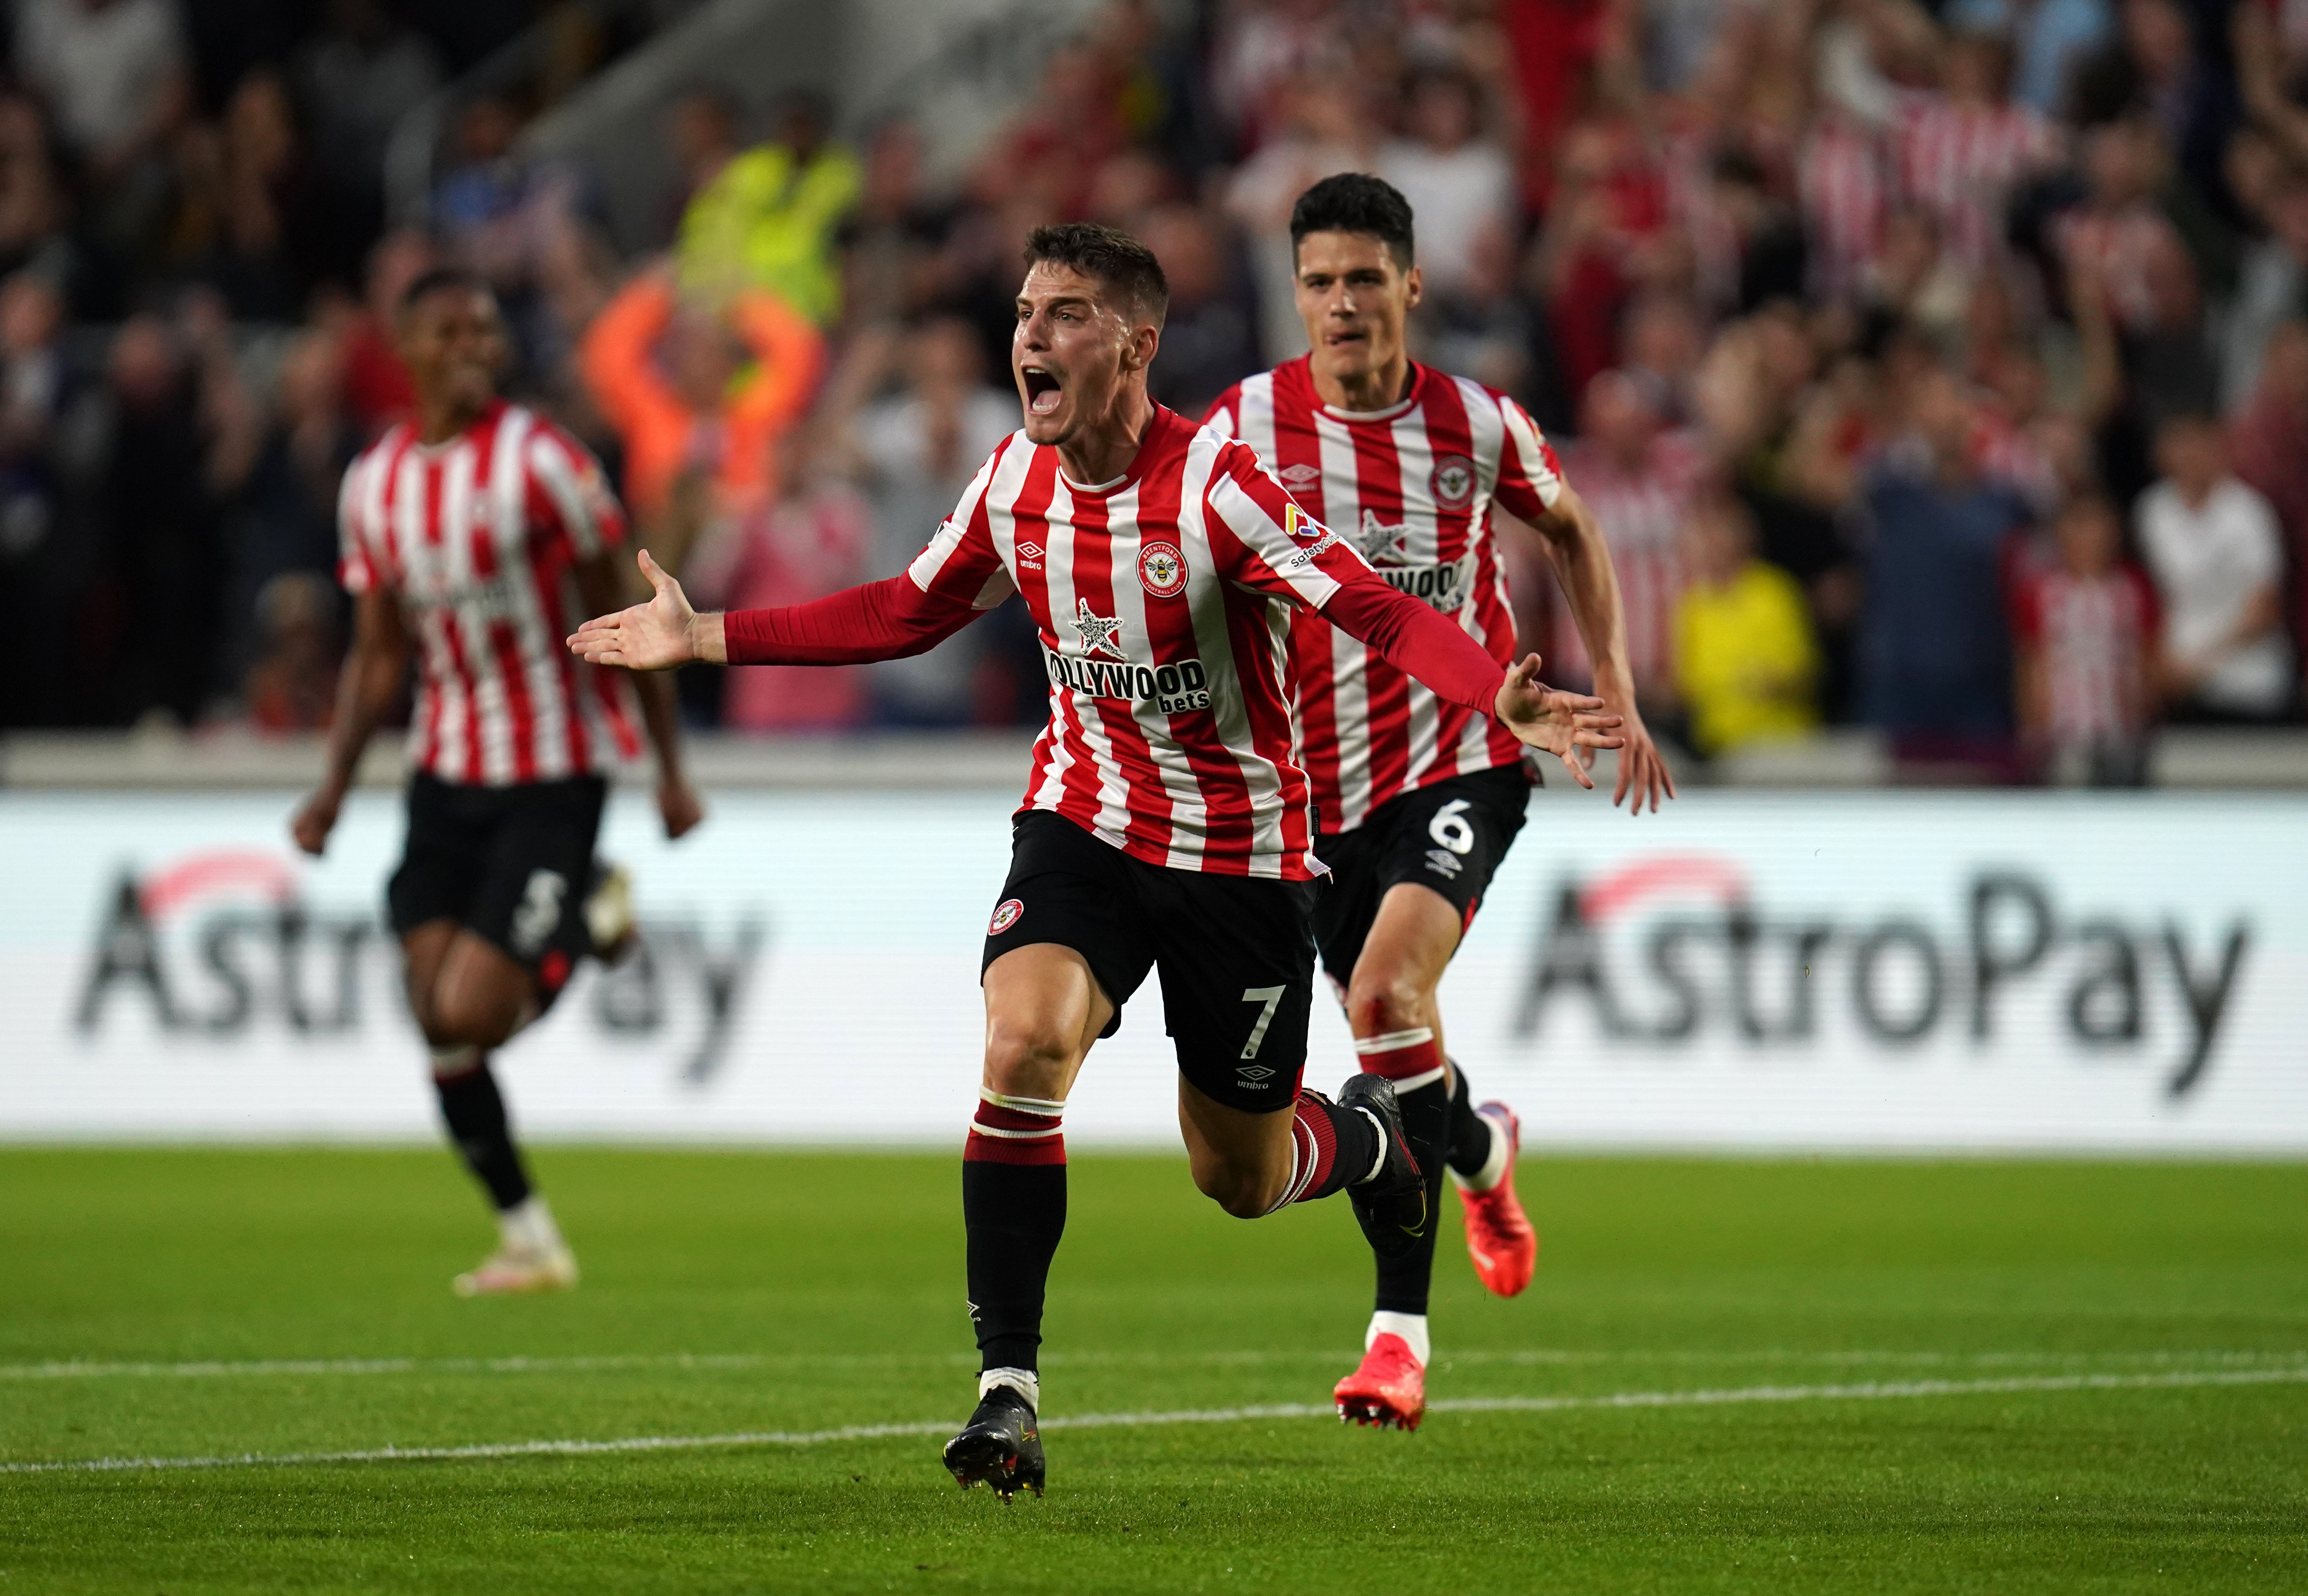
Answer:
[
  {"left": 963, "top": 1096, "right": 1068, "bottom": 1375},
  {"left": 1444, "top": 1059, "right": 1496, "bottom": 1182},
  {"left": 432, "top": 1055, "right": 533, "bottom": 1212},
  {"left": 1372, "top": 1068, "right": 1450, "bottom": 1315}
]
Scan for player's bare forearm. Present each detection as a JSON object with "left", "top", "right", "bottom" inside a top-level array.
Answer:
[
  {"left": 295, "top": 588, "right": 406, "bottom": 854},
  {"left": 1532, "top": 487, "right": 1676, "bottom": 813}
]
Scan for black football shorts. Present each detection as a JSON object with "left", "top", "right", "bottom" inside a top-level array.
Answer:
[
  {"left": 387, "top": 771, "right": 607, "bottom": 997},
  {"left": 980, "top": 811, "right": 1319, "bottom": 1113},
  {"left": 1311, "top": 765, "right": 1531, "bottom": 987}
]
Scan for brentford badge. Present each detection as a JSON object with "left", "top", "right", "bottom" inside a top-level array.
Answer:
[
  {"left": 989, "top": 898, "right": 1024, "bottom": 935},
  {"left": 1430, "top": 454, "right": 1477, "bottom": 510},
  {"left": 1138, "top": 541, "right": 1187, "bottom": 597}
]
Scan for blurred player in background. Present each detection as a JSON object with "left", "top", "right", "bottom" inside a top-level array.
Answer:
[
  {"left": 569, "top": 223, "right": 1621, "bottom": 1497},
  {"left": 293, "top": 268, "right": 702, "bottom": 1297},
  {"left": 1206, "top": 174, "right": 1676, "bottom": 1432}
]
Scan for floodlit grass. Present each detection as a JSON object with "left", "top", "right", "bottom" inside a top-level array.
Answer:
[{"left": 0, "top": 1148, "right": 2303, "bottom": 1593}]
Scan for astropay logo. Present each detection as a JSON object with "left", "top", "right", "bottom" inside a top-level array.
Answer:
[
  {"left": 1512, "top": 853, "right": 2251, "bottom": 1099},
  {"left": 73, "top": 849, "right": 767, "bottom": 1084}
]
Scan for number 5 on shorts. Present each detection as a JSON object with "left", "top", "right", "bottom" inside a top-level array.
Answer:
[{"left": 1240, "top": 985, "right": 1287, "bottom": 1059}]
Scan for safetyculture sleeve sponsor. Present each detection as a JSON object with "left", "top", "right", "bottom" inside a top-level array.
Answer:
[{"left": 5, "top": 790, "right": 2306, "bottom": 1148}]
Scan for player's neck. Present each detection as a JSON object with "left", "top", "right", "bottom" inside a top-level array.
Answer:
[
  {"left": 1055, "top": 386, "right": 1158, "bottom": 488},
  {"left": 414, "top": 393, "right": 494, "bottom": 446},
  {"left": 1312, "top": 353, "right": 1413, "bottom": 416}
]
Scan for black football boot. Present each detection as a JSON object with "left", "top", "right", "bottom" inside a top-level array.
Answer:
[
  {"left": 1338, "top": 1073, "right": 1426, "bottom": 1260},
  {"left": 942, "top": 1384, "right": 1046, "bottom": 1500}
]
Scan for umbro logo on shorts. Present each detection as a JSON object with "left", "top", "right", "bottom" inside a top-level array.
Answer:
[
  {"left": 1423, "top": 848, "right": 1465, "bottom": 879},
  {"left": 989, "top": 898, "right": 1024, "bottom": 935},
  {"left": 1236, "top": 1064, "right": 1275, "bottom": 1085}
]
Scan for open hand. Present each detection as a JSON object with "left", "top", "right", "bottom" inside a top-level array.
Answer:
[
  {"left": 1607, "top": 707, "right": 1678, "bottom": 816},
  {"left": 1493, "top": 654, "right": 1624, "bottom": 790},
  {"left": 567, "top": 550, "right": 699, "bottom": 670}
]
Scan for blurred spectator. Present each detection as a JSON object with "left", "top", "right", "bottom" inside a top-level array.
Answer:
[
  {"left": 336, "top": 228, "right": 431, "bottom": 436},
  {"left": 14, "top": 0, "right": 192, "bottom": 193},
  {"left": 1547, "top": 369, "right": 1708, "bottom": 713},
  {"left": 211, "top": 325, "right": 358, "bottom": 696},
  {"left": 2012, "top": 492, "right": 2160, "bottom": 785},
  {"left": 844, "top": 317, "right": 1020, "bottom": 726},
  {"left": 1226, "top": 76, "right": 1382, "bottom": 364},
  {"left": 2229, "top": 319, "right": 2308, "bottom": 667},
  {"left": 1140, "top": 203, "right": 1258, "bottom": 418},
  {"left": 676, "top": 90, "right": 860, "bottom": 326},
  {"left": 579, "top": 267, "right": 823, "bottom": 565},
  {"left": 295, "top": 0, "right": 442, "bottom": 283},
  {"left": 0, "top": 93, "right": 75, "bottom": 292},
  {"left": 168, "top": 68, "right": 323, "bottom": 319},
  {"left": 240, "top": 570, "right": 341, "bottom": 730},
  {"left": 2135, "top": 412, "right": 2293, "bottom": 723},
  {"left": 2222, "top": 179, "right": 2308, "bottom": 412},
  {"left": 692, "top": 421, "right": 875, "bottom": 732},
  {"left": 1892, "top": 28, "right": 2062, "bottom": 274},
  {"left": 1674, "top": 489, "right": 1821, "bottom": 756},
  {"left": 0, "top": 271, "right": 66, "bottom": 564},
  {"left": 1860, "top": 366, "right": 2032, "bottom": 779},
  {"left": 2070, "top": 0, "right": 2237, "bottom": 208},
  {"left": 658, "top": 84, "right": 743, "bottom": 246},
  {"left": 1380, "top": 66, "right": 1515, "bottom": 307},
  {"left": 83, "top": 312, "right": 223, "bottom": 725}
]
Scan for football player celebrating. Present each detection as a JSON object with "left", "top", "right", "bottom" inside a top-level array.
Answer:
[
  {"left": 295, "top": 267, "right": 702, "bottom": 1297},
  {"left": 568, "top": 223, "right": 1619, "bottom": 1497},
  {"left": 1205, "top": 174, "right": 1676, "bottom": 1431}
]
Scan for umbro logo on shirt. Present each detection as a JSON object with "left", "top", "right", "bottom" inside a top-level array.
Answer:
[
  {"left": 1278, "top": 463, "right": 1322, "bottom": 488},
  {"left": 1017, "top": 540, "right": 1044, "bottom": 570}
]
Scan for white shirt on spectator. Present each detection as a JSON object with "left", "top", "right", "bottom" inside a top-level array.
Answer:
[
  {"left": 2135, "top": 477, "right": 2294, "bottom": 716},
  {"left": 15, "top": 0, "right": 184, "bottom": 156},
  {"left": 1378, "top": 138, "right": 1512, "bottom": 300}
]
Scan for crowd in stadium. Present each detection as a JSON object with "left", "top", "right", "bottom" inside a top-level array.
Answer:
[{"left": 2, "top": 0, "right": 2305, "bottom": 785}]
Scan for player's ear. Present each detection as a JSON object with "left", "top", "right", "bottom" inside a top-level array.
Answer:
[
  {"left": 1402, "top": 261, "right": 1423, "bottom": 311},
  {"left": 1124, "top": 321, "right": 1159, "bottom": 374}
]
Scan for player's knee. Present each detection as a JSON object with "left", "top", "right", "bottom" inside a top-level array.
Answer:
[
  {"left": 1191, "top": 1158, "right": 1282, "bottom": 1220},
  {"left": 1345, "top": 973, "right": 1428, "bottom": 1042},
  {"left": 982, "top": 1020, "right": 1078, "bottom": 1097},
  {"left": 427, "top": 986, "right": 520, "bottom": 1049}
]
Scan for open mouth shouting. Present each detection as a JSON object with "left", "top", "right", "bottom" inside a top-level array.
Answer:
[{"left": 1020, "top": 363, "right": 1063, "bottom": 417}]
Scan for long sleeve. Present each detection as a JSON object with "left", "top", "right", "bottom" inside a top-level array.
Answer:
[
  {"left": 1323, "top": 575, "right": 1508, "bottom": 716},
  {"left": 723, "top": 574, "right": 984, "bottom": 665}
]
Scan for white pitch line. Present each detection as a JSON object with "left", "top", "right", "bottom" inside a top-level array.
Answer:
[
  {"left": 8, "top": 1347, "right": 2301, "bottom": 1381},
  {"left": 5, "top": 1366, "right": 2302, "bottom": 1477}
]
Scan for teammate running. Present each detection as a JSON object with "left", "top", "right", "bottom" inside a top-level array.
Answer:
[
  {"left": 569, "top": 223, "right": 1621, "bottom": 1497},
  {"left": 1206, "top": 174, "right": 1676, "bottom": 1431},
  {"left": 293, "top": 266, "right": 702, "bottom": 1297}
]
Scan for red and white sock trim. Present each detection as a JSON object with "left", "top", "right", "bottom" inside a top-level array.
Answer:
[
  {"left": 964, "top": 1089, "right": 1066, "bottom": 1165},
  {"left": 1353, "top": 1026, "right": 1445, "bottom": 1092},
  {"left": 1448, "top": 1104, "right": 1512, "bottom": 1192},
  {"left": 1267, "top": 1091, "right": 1339, "bottom": 1213}
]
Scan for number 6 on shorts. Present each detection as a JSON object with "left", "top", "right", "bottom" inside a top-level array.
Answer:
[{"left": 1239, "top": 985, "right": 1287, "bottom": 1059}]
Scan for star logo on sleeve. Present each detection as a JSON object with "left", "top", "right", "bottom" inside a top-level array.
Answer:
[{"left": 1071, "top": 598, "right": 1126, "bottom": 659}]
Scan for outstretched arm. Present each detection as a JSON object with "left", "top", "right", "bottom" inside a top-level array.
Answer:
[
  {"left": 567, "top": 549, "right": 984, "bottom": 670},
  {"left": 1525, "top": 483, "right": 1678, "bottom": 813},
  {"left": 1323, "top": 574, "right": 1625, "bottom": 789}
]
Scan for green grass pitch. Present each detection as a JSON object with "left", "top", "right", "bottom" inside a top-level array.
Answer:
[{"left": 2, "top": 1149, "right": 2303, "bottom": 1594}]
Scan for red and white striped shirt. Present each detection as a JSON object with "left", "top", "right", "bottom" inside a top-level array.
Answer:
[
  {"left": 1799, "top": 115, "right": 1888, "bottom": 305},
  {"left": 1547, "top": 429, "right": 1709, "bottom": 699},
  {"left": 1894, "top": 94, "right": 2060, "bottom": 269},
  {"left": 1202, "top": 359, "right": 1560, "bottom": 835},
  {"left": 2011, "top": 564, "right": 2159, "bottom": 742},
  {"left": 339, "top": 401, "right": 641, "bottom": 785},
  {"left": 908, "top": 405, "right": 1411, "bottom": 879}
]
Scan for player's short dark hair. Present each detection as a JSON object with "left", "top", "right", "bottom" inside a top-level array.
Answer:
[
  {"left": 398, "top": 265, "right": 495, "bottom": 318},
  {"left": 1021, "top": 222, "right": 1169, "bottom": 328},
  {"left": 1290, "top": 173, "right": 1415, "bottom": 269}
]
